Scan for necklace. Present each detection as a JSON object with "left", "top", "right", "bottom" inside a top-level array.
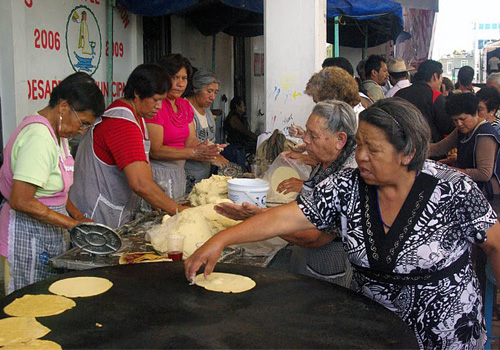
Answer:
[{"left": 376, "top": 170, "right": 419, "bottom": 230}]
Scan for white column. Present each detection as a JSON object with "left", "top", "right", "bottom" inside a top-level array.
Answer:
[
  {"left": 1, "top": 0, "right": 28, "bottom": 145},
  {"left": 264, "top": 0, "right": 326, "bottom": 134}
]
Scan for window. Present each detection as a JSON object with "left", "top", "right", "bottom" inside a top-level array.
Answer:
[
  {"left": 479, "top": 23, "right": 485, "bottom": 30},
  {"left": 461, "top": 60, "right": 468, "bottom": 67},
  {"left": 447, "top": 62, "right": 453, "bottom": 74},
  {"left": 485, "top": 23, "right": 491, "bottom": 30},
  {"left": 493, "top": 23, "right": 498, "bottom": 30}
]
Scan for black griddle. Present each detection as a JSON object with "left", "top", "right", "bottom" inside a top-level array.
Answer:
[{"left": 0, "top": 263, "right": 418, "bottom": 349}]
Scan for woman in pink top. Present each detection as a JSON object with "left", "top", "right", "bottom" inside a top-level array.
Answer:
[{"left": 146, "top": 54, "right": 223, "bottom": 200}]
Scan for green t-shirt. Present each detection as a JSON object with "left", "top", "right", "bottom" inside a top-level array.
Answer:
[{"left": 11, "top": 123, "right": 66, "bottom": 198}]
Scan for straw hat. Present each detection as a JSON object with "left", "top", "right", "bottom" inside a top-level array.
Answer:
[{"left": 387, "top": 58, "right": 414, "bottom": 73}]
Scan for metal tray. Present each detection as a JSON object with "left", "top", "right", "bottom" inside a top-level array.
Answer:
[{"left": 70, "top": 222, "right": 122, "bottom": 255}]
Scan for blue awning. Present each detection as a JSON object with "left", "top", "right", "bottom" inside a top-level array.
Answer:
[
  {"left": 116, "top": 0, "right": 262, "bottom": 17},
  {"left": 326, "top": 0, "right": 403, "bottom": 48},
  {"left": 117, "top": 0, "right": 403, "bottom": 47},
  {"left": 327, "top": 0, "right": 402, "bottom": 21}
]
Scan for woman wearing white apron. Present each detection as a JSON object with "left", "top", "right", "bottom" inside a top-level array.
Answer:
[
  {"left": 0, "top": 72, "right": 104, "bottom": 293},
  {"left": 146, "top": 55, "right": 223, "bottom": 202},
  {"left": 185, "top": 68, "right": 228, "bottom": 193}
]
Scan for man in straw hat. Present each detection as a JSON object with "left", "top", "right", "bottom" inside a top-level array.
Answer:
[{"left": 385, "top": 58, "right": 414, "bottom": 98}]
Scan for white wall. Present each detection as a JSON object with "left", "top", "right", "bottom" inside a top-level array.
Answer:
[
  {"left": 0, "top": 0, "right": 17, "bottom": 146},
  {"left": 247, "top": 36, "right": 266, "bottom": 134},
  {"left": 170, "top": 16, "right": 233, "bottom": 112},
  {"left": 264, "top": 0, "right": 326, "bottom": 134},
  {"left": 0, "top": 0, "right": 142, "bottom": 146}
]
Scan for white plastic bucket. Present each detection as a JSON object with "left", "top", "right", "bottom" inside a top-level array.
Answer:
[{"left": 227, "top": 178, "right": 270, "bottom": 208}]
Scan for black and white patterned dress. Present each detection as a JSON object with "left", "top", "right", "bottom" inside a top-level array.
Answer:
[{"left": 297, "top": 160, "right": 496, "bottom": 349}]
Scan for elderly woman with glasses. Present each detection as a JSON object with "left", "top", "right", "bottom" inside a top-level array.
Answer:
[
  {"left": 187, "top": 98, "right": 500, "bottom": 349},
  {"left": 0, "top": 72, "right": 105, "bottom": 293}
]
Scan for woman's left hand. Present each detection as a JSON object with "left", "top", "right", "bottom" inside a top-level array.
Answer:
[
  {"left": 192, "top": 141, "right": 226, "bottom": 161},
  {"left": 212, "top": 154, "right": 229, "bottom": 167},
  {"left": 277, "top": 178, "right": 304, "bottom": 194},
  {"left": 214, "top": 202, "right": 264, "bottom": 220}
]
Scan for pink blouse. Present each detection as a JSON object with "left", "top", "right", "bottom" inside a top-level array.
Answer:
[{"left": 146, "top": 97, "right": 194, "bottom": 148}]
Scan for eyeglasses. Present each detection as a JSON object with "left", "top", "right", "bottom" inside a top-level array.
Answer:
[{"left": 70, "top": 107, "right": 92, "bottom": 130}]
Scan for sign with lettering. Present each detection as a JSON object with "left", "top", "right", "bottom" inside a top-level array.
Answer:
[{"left": 16, "top": 0, "right": 139, "bottom": 116}]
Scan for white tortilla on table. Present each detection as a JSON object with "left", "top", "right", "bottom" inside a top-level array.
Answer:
[
  {"left": 49, "top": 277, "right": 113, "bottom": 298},
  {"left": 195, "top": 272, "right": 256, "bottom": 293}
]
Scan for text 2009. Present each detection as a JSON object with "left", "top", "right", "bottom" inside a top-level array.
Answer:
[{"left": 106, "top": 41, "right": 124, "bottom": 58}]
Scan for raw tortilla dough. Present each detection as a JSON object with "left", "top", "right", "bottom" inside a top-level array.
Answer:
[
  {"left": 188, "top": 175, "right": 232, "bottom": 206},
  {"left": 2, "top": 339, "right": 62, "bottom": 350},
  {"left": 4, "top": 294, "right": 76, "bottom": 317},
  {"left": 150, "top": 202, "right": 241, "bottom": 258},
  {"left": 195, "top": 272, "right": 256, "bottom": 293},
  {"left": 49, "top": 277, "right": 113, "bottom": 297},
  {"left": 270, "top": 166, "right": 300, "bottom": 201},
  {"left": 0, "top": 317, "right": 50, "bottom": 346}
]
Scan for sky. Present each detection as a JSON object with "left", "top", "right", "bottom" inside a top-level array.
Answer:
[{"left": 431, "top": 0, "right": 500, "bottom": 59}]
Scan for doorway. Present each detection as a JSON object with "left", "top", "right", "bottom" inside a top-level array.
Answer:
[{"left": 143, "top": 16, "right": 171, "bottom": 63}]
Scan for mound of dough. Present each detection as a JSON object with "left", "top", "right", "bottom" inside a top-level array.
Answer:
[
  {"left": 269, "top": 166, "right": 300, "bottom": 202},
  {"left": 0, "top": 317, "right": 50, "bottom": 346},
  {"left": 49, "top": 277, "right": 113, "bottom": 298},
  {"left": 2, "top": 339, "right": 62, "bottom": 350},
  {"left": 188, "top": 175, "right": 231, "bottom": 206},
  {"left": 4, "top": 294, "right": 76, "bottom": 317},
  {"left": 195, "top": 273, "right": 256, "bottom": 293},
  {"left": 149, "top": 202, "right": 241, "bottom": 258}
]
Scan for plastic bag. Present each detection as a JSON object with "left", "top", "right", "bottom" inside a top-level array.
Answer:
[{"left": 262, "top": 152, "right": 312, "bottom": 204}]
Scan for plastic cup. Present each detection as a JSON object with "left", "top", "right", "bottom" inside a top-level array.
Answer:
[
  {"left": 167, "top": 234, "right": 185, "bottom": 261},
  {"left": 251, "top": 164, "right": 261, "bottom": 178}
]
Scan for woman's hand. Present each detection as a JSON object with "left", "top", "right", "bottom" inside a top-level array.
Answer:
[
  {"left": 212, "top": 154, "right": 229, "bottom": 168},
  {"left": 281, "top": 150, "right": 318, "bottom": 166},
  {"left": 214, "top": 202, "right": 264, "bottom": 220},
  {"left": 192, "top": 141, "right": 225, "bottom": 162},
  {"left": 277, "top": 178, "right": 304, "bottom": 194},
  {"left": 288, "top": 144, "right": 307, "bottom": 153},
  {"left": 289, "top": 125, "right": 306, "bottom": 138},
  {"left": 184, "top": 238, "right": 225, "bottom": 281}
]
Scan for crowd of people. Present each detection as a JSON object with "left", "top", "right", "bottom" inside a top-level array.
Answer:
[{"left": 2, "top": 51, "right": 500, "bottom": 349}]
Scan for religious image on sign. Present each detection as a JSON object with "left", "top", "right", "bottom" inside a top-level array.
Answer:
[{"left": 65, "top": 5, "right": 102, "bottom": 75}]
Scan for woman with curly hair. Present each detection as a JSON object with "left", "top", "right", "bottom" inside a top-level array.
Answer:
[
  {"left": 305, "top": 66, "right": 361, "bottom": 108},
  {"left": 290, "top": 66, "right": 364, "bottom": 142}
]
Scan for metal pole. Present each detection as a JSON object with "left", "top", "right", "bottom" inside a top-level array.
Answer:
[
  {"left": 334, "top": 16, "right": 339, "bottom": 57},
  {"left": 364, "top": 24, "right": 368, "bottom": 59},
  {"left": 107, "top": 0, "right": 115, "bottom": 105}
]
